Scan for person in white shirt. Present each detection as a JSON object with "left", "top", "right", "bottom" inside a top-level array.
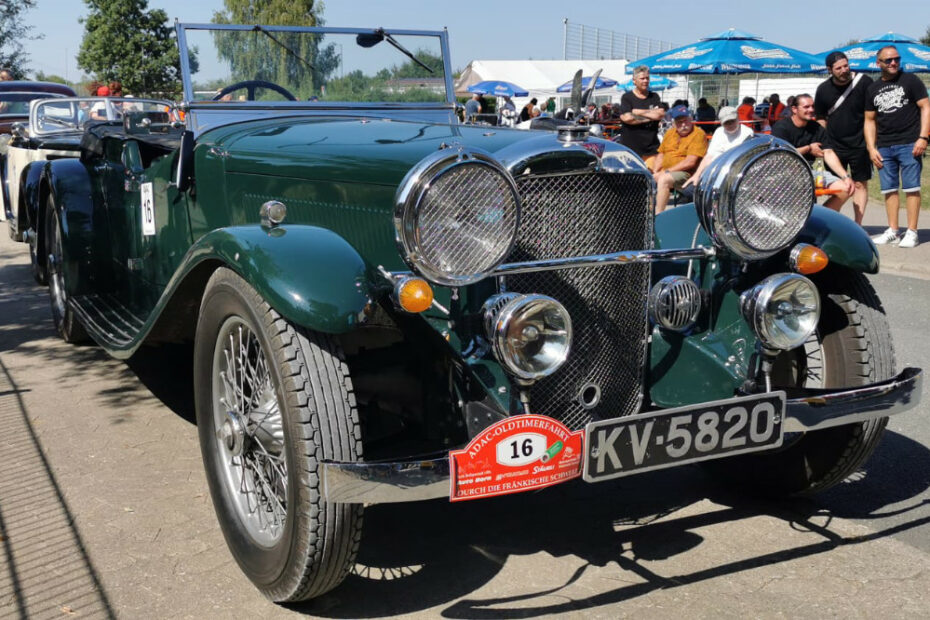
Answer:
[{"left": 683, "top": 106, "right": 754, "bottom": 189}]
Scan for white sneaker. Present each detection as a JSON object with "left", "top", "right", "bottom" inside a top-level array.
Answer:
[
  {"left": 899, "top": 229, "right": 919, "bottom": 248},
  {"left": 872, "top": 228, "right": 901, "bottom": 245}
]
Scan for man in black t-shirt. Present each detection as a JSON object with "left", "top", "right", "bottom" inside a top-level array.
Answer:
[
  {"left": 618, "top": 66, "right": 665, "bottom": 167},
  {"left": 815, "top": 51, "right": 873, "bottom": 224},
  {"left": 864, "top": 45, "right": 930, "bottom": 248},
  {"left": 773, "top": 94, "right": 853, "bottom": 211}
]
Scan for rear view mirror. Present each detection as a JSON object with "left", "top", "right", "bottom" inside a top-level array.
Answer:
[{"left": 356, "top": 31, "right": 384, "bottom": 48}]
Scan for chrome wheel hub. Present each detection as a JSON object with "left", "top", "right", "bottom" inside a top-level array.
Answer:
[{"left": 212, "top": 317, "right": 287, "bottom": 547}]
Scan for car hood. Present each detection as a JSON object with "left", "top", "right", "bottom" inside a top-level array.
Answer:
[{"left": 205, "top": 117, "right": 542, "bottom": 187}]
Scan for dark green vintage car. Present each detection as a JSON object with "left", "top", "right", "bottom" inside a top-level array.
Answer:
[{"left": 18, "top": 23, "right": 922, "bottom": 603}]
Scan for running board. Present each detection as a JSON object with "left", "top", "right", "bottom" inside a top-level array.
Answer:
[{"left": 69, "top": 294, "right": 146, "bottom": 348}]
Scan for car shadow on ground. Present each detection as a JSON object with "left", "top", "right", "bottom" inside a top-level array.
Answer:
[{"left": 290, "top": 430, "right": 930, "bottom": 619}]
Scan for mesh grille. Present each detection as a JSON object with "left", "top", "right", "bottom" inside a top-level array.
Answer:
[
  {"left": 506, "top": 172, "right": 652, "bottom": 430},
  {"left": 734, "top": 151, "right": 812, "bottom": 251},
  {"left": 418, "top": 164, "right": 518, "bottom": 278}
]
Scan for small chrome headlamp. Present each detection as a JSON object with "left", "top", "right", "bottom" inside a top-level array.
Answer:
[
  {"left": 484, "top": 294, "right": 572, "bottom": 382},
  {"left": 740, "top": 273, "right": 820, "bottom": 351},
  {"left": 394, "top": 148, "right": 520, "bottom": 286},
  {"left": 694, "top": 136, "right": 814, "bottom": 261}
]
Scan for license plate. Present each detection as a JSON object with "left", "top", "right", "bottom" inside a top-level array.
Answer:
[{"left": 583, "top": 392, "right": 786, "bottom": 482}]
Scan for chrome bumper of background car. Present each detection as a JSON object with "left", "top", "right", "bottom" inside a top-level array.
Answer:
[{"left": 322, "top": 367, "right": 922, "bottom": 504}]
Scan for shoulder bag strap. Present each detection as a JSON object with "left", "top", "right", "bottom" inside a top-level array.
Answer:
[{"left": 827, "top": 73, "right": 862, "bottom": 116}]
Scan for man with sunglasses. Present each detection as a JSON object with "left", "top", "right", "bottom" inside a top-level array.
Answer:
[{"left": 865, "top": 46, "right": 930, "bottom": 248}]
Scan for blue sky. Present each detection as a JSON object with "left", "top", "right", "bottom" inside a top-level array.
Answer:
[{"left": 23, "top": 0, "right": 930, "bottom": 80}]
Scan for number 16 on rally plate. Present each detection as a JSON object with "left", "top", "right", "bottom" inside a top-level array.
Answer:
[{"left": 449, "top": 415, "right": 585, "bottom": 502}]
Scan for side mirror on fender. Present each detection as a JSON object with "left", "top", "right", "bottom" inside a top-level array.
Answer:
[{"left": 173, "top": 130, "right": 194, "bottom": 192}]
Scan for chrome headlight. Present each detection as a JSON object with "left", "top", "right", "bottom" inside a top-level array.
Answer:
[
  {"left": 394, "top": 148, "right": 520, "bottom": 286},
  {"left": 484, "top": 294, "right": 572, "bottom": 381},
  {"left": 740, "top": 273, "right": 820, "bottom": 351},
  {"left": 694, "top": 136, "right": 813, "bottom": 261}
]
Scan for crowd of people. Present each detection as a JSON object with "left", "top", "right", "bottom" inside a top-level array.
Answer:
[{"left": 609, "top": 50, "right": 929, "bottom": 244}]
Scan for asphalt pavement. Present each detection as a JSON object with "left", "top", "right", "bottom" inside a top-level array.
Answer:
[{"left": 2, "top": 212, "right": 930, "bottom": 618}]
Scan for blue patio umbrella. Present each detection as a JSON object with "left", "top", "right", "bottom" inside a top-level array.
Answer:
[
  {"left": 627, "top": 29, "right": 826, "bottom": 74},
  {"left": 467, "top": 80, "right": 528, "bottom": 97},
  {"left": 556, "top": 75, "right": 618, "bottom": 93},
  {"left": 823, "top": 32, "right": 930, "bottom": 73},
  {"left": 616, "top": 76, "right": 678, "bottom": 91}
]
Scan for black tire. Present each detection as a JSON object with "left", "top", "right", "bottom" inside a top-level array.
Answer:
[
  {"left": 194, "top": 267, "right": 363, "bottom": 602},
  {"left": 46, "top": 202, "right": 88, "bottom": 343},
  {"left": 708, "top": 270, "right": 893, "bottom": 496},
  {"left": 30, "top": 228, "right": 47, "bottom": 285}
]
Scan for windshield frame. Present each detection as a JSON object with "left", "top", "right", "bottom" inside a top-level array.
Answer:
[{"left": 176, "top": 22, "right": 455, "bottom": 109}]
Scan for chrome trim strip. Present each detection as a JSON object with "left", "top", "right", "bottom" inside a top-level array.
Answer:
[
  {"left": 492, "top": 246, "right": 716, "bottom": 276},
  {"left": 783, "top": 366, "right": 922, "bottom": 432},
  {"left": 321, "top": 367, "right": 921, "bottom": 503},
  {"left": 322, "top": 457, "right": 450, "bottom": 503}
]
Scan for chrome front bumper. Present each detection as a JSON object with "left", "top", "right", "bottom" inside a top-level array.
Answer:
[{"left": 322, "top": 367, "right": 922, "bottom": 504}]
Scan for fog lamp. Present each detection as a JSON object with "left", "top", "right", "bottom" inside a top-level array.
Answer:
[
  {"left": 740, "top": 273, "right": 820, "bottom": 351},
  {"left": 486, "top": 294, "right": 572, "bottom": 381}
]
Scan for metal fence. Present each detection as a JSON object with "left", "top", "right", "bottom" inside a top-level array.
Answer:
[{"left": 562, "top": 20, "right": 678, "bottom": 61}]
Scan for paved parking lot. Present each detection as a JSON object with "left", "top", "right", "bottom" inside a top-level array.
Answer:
[{"left": 2, "top": 226, "right": 930, "bottom": 618}]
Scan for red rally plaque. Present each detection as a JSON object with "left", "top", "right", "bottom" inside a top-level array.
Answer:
[{"left": 449, "top": 415, "right": 584, "bottom": 502}]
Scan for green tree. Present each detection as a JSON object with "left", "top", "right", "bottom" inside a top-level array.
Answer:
[
  {"left": 0, "top": 0, "right": 42, "bottom": 78},
  {"left": 34, "top": 72, "right": 73, "bottom": 86},
  {"left": 921, "top": 26, "right": 930, "bottom": 46},
  {"left": 212, "top": 0, "right": 337, "bottom": 99},
  {"left": 77, "top": 0, "right": 188, "bottom": 96}
]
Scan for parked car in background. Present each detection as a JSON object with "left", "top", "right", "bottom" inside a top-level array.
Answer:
[
  {"left": 0, "top": 81, "right": 75, "bottom": 225},
  {"left": 20, "top": 22, "right": 922, "bottom": 604},
  {"left": 3, "top": 96, "right": 176, "bottom": 282}
]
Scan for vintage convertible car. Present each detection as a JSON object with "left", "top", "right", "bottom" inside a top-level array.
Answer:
[
  {"left": 0, "top": 81, "right": 76, "bottom": 223},
  {"left": 4, "top": 96, "right": 175, "bottom": 282},
  {"left": 22, "top": 23, "right": 922, "bottom": 603}
]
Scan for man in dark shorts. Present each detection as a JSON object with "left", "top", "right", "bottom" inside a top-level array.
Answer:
[
  {"left": 815, "top": 51, "right": 873, "bottom": 224},
  {"left": 618, "top": 66, "right": 665, "bottom": 168},
  {"left": 865, "top": 45, "right": 930, "bottom": 248},
  {"left": 773, "top": 94, "right": 854, "bottom": 211}
]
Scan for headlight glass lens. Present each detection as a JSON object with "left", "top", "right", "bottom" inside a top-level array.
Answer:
[
  {"left": 396, "top": 154, "right": 520, "bottom": 287},
  {"left": 694, "top": 137, "right": 814, "bottom": 261},
  {"left": 491, "top": 295, "right": 572, "bottom": 381},
  {"left": 742, "top": 273, "right": 820, "bottom": 350},
  {"left": 733, "top": 150, "right": 813, "bottom": 253}
]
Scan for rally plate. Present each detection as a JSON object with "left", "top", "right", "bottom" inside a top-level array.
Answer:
[{"left": 583, "top": 392, "right": 786, "bottom": 482}]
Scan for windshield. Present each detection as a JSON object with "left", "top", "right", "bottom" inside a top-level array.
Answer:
[
  {"left": 0, "top": 92, "right": 67, "bottom": 118},
  {"left": 180, "top": 25, "right": 450, "bottom": 105},
  {"left": 30, "top": 98, "right": 175, "bottom": 134}
]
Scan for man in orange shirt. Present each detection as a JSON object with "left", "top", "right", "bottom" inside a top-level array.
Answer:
[
  {"left": 653, "top": 105, "right": 708, "bottom": 213},
  {"left": 766, "top": 93, "right": 785, "bottom": 130}
]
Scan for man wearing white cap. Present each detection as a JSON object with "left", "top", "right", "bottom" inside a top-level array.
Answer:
[{"left": 683, "top": 106, "right": 754, "bottom": 189}]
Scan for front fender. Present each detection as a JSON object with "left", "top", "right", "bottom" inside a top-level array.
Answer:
[
  {"left": 796, "top": 205, "right": 879, "bottom": 274},
  {"left": 45, "top": 159, "right": 98, "bottom": 295},
  {"left": 186, "top": 225, "right": 372, "bottom": 334},
  {"left": 655, "top": 203, "right": 879, "bottom": 274},
  {"left": 21, "top": 161, "right": 48, "bottom": 231}
]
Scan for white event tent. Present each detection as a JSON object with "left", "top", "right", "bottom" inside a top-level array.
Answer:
[{"left": 455, "top": 59, "right": 630, "bottom": 109}]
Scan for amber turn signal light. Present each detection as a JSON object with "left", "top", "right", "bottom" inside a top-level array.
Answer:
[
  {"left": 789, "top": 244, "right": 829, "bottom": 275},
  {"left": 394, "top": 277, "right": 434, "bottom": 313}
]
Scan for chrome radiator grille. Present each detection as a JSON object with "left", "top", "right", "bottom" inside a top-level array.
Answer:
[{"left": 506, "top": 172, "right": 653, "bottom": 430}]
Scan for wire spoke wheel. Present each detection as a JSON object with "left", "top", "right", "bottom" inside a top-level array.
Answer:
[
  {"left": 213, "top": 317, "right": 287, "bottom": 547},
  {"left": 195, "top": 267, "right": 363, "bottom": 602}
]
